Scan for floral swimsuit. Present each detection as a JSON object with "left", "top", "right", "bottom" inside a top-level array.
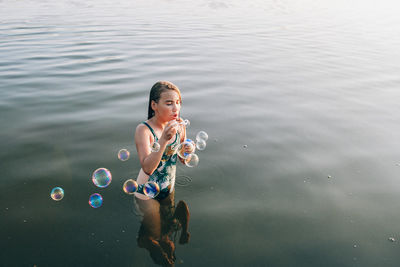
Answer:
[{"left": 137, "top": 121, "right": 180, "bottom": 200}]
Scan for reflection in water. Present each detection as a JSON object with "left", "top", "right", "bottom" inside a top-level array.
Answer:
[{"left": 135, "top": 192, "right": 190, "bottom": 266}]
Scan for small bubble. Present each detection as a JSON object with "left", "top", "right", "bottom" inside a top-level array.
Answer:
[
  {"left": 50, "top": 187, "right": 64, "bottom": 201},
  {"left": 150, "top": 142, "right": 160, "bottom": 152},
  {"left": 389, "top": 237, "right": 396, "bottom": 242},
  {"left": 122, "top": 179, "right": 138, "bottom": 194},
  {"left": 353, "top": 244, "right": 357, "bottom": 248},
  {"left": 118, "top": 149, "right": 130, "bottom": 161},
  {"left": 23, "top": 220, "right": 27, "bottom": 223},
  {"left": 328, "top": 175, "right": 332, "bottom": 179},
  {"left": 243, "top": 145, "right": 248, "bottom": 148},
  {"left": 89, "top": 193, "right": 103, "bottom": 208}
]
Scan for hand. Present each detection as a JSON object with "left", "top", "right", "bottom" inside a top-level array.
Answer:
[
  {"left": 160, "top": 120, "right": 178, "bottom": 144},
  {"left": 170, "top": 117, "right": 184, "bottom": 133}
]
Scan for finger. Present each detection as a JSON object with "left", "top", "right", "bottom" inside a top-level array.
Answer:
[{"left": 168, "top": 119, "right": 178, "bottom": 125}]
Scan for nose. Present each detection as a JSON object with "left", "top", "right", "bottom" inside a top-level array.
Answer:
[{"left": 172, "top": 103, "right": 179, "bottom": 112}]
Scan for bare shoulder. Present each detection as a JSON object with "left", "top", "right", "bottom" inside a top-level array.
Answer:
[{"left": 135, "top": 123, "right": 151, "bottom": 142}]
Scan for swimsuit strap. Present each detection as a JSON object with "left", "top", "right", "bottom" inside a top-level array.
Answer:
[{"left": 142, "top": 121, "right": 159, "bottom": 141}]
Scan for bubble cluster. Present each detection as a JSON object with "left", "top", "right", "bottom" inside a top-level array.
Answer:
[
  {"left": 151, "top": 142, "right": 160, "bottom": 152},
  {"left": 196, "top": 131, "right": 208, "bottom": 142},
  {"left": 50, "top": 187, "right": 64, "bottom": 201},
  {"left": 89, "top": 193, "right": 103, "bottom": 208},
  {"left": 92, "top": 168, "right": 112, "bottom": 188},
  {"left": 123, "top": 179, "right": 138, "bottom": 195},
  {"left": 185, "top": 153, "right": 199, "bottom": 168},
  {"left": 118, "top": 149, "right": 130, "bottom": 161},
  {"left": 143, "top": 182, "right": 160, "bottom": 198},
  {"left": 50, "top": 118, "right": 207, "bottom": 205}
]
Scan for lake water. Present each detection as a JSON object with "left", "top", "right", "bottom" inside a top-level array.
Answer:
[{"left": 1, "top": 0, "right": 400, "bottom": 266}]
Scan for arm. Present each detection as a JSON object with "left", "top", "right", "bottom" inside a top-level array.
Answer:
[{"left": 135, "top": 121, "right": 177, "bottom": 175}]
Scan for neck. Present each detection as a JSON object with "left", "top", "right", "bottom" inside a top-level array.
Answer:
[{"left": 149, "top": 116, "right": 167, "bottom": 129}]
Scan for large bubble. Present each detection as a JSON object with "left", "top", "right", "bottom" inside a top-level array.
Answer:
[
  {"left": 118, "top": 149, "right": 130, "bottom": 161},
  {"left": 89, "top": 193, "right": 103, "bottom": 208},
  {"left": 177, "top": 140, "right": 195, "bottom": 159},
  {"left": 143, "top": 182, "right": 160, "bottom": 198},
  {"left": 92, "top": 168, "right": 112, "bottom": 188},
  {"left": 123, "top": 179, "right": 138, "bottom": 195},
  {"left": 185, "top": 153, "right": 199, "bottom": 168},
  {"left": 196, "top": 131, "right": 208, "bottom": 142},
  {"left": 50, "top": 187, "right": 64, "bottom": 201}
]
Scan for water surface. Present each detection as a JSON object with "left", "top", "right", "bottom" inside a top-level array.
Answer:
[{"left": 1, "top": 0, "right": 400, "bottom": 266}]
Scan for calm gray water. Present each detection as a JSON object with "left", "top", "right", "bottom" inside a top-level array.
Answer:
[{"left": 2, "top": 0, "right": 400, "bottom": 266}]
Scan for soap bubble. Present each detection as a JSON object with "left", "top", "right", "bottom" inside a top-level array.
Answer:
[
  {"left": 89, "top": 193, "right": 103, "bottom": 208},
  {"left": 177, "top": 140, "right": 195, "bottom": 159},
  {"left": 196, "top": 131, "right": 208, "bottom": 142},
  {"left": 92, "top": 168, "right": 112, "bottom": 188},
  {"left": 187, "top": 138, "right": 196, "bottom": 148},
  {"left": 185, "top": 153, "right": 199, "bottom": 167},
  {"left": 118, "top": 149, "right": 130, "bottom": 161},
  {"left": 196, "top": 139, "right": 206, "bottom": 150},
  {"left": 50, "top": 187, "right": 64, "bottom": 201},
  {"left": 181, "top": 119, "right": 190, "bottom": 127},
  {"left": 173, "top": 119, "right": 190, "bottom": 130},
  {"left": 143, "top": 181, "right": 160, "bottom": 198},
  {"left": 123, "top": 179, "right": 138, "bottom": 194},
  {"left": 151, "top": 142, "right": 160, "bottom": 152}
]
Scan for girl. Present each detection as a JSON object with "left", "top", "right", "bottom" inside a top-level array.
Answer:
[{"left": 134, "top": 81, "right": 190, "bottom": 266}]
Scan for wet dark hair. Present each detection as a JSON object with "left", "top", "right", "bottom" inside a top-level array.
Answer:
[{"left": 147, "top": 81, "right": 182, "bottom": 119}]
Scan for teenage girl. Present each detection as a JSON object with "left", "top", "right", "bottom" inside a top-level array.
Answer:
[{"left": 134, "top": 81, "right": 190, "bottom": 266}]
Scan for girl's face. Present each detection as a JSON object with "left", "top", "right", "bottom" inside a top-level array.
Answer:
[{"left": 152, "top": 90, "right": 181, "bottom": 122}]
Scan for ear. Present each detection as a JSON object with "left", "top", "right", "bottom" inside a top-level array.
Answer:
[{"left": 151, "top": 100, "right": 157, "bottom": 113}]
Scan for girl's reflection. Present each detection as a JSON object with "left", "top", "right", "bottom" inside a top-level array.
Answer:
[{"left": 135, "top": 192, "right": 190, "bottom": 266}]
